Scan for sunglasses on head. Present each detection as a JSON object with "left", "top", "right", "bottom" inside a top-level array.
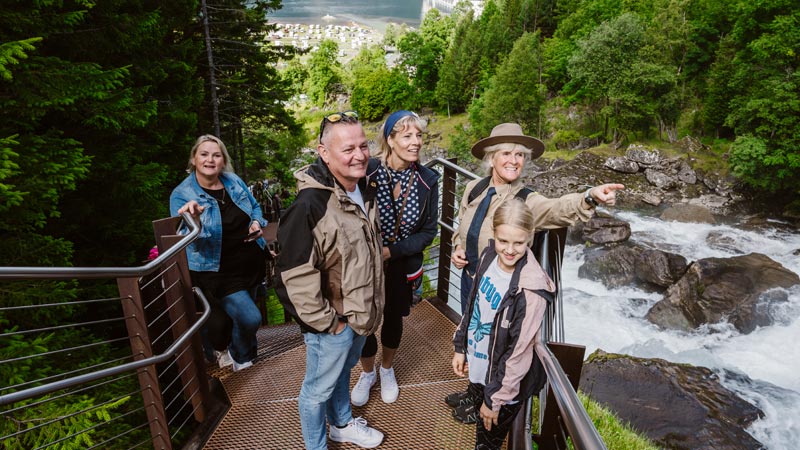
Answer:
[{"left": 319, "top": 110, "right": 359, "bottom": 142}]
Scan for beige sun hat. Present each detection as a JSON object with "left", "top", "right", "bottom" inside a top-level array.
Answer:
[{"left": 470, "top": 123, "right": 545, "bottom": 159}]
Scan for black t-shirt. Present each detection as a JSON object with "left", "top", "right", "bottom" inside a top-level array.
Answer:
[{"left": 190, "top": 187, "right": 266, "bottom": 302}]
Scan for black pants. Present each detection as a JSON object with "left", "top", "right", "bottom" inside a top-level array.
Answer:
[
  {"left": 468, "top": 382, "right": 523, "bottom": 450},
  {"left": 362, "top": 260, "right": 410, "bottom": 356}
]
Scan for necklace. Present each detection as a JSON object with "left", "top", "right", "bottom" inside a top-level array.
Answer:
[{"left": 218, "top": 188, "right": 226, "bottom": 205}]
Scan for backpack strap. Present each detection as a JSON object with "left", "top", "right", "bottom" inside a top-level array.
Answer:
[
  {"left": 515, "top": 187, "right": 534, "bottom": 201},
  {"left": 467, "top": 176, "right": 492, "bottom": 203},
  {"left": 532, "top": 288, "right": 555, "bottom": 304}
]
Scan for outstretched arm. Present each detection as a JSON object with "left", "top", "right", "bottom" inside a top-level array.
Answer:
[{"left": 589, "top": 183, "right": 625, "bottom": 207}]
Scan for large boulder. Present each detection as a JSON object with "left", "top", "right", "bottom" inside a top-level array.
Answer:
[
  {"left": 626, "top": 145, "right": 661, "bottom": 166},
  {"left": 604, "top": 156, "right": 640, "bottom": 174},
  {"left": 581, "top": 214, "right": 631, "bottom": 245},
  {"left": 660, "top": 203, "right": 716, "bottom": 224},
  {"left": 645, "top": 168, "right": 678, "bottom": 189},
  {"left": 579, "top": 244, "right": 640, "bottom": 288},
  {"left": 635, "top": 249, "right": 688, "bottom": 288},
  {"left": 646, "top": 253, "right": 800, "bottom": 333},
  {"left": 580, "top": 350, "right": 764, "bottom": 450}
]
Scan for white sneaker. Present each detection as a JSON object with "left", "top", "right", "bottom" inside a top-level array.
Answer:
[
  {"left": 329, "top": 417, "right": 384, "bottom": 448},
  {"left": 379, "top": 366, "right": 399, "bottom": 403},
  {"left": 216, "top": 350, "right": 233, "bottom": 368},
  {"left": 351, "top": 370, "right": 376, "bottom": 406},
  {"left": 232, "top": 359, "right": 253, "bottom": 372}
]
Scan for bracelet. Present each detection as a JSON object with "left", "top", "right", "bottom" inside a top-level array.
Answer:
[{"left": 584, "top": 188, "right": 599, "bottom": 207}]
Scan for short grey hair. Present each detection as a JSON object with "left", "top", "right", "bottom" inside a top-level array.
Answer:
[{"left": 481, "top": 142, "right": 532, "bottom": 175}]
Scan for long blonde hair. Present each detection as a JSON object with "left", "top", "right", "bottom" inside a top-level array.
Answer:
[
  {"left": 186, "top": 134, "right": 234, "bottom": 173},
  {"left": 493, "top": 197, "right": 535, "bottom": 235}
]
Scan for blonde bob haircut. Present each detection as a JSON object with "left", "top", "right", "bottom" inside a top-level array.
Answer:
[
  {"left": 187, "top": 134, "right": 234, "bottom": 173},
  {"left": 492, "top": 197, "right": 535, "bottom": 236},
  {"left": 481, "top": 142, "right": 533, "bottom": 175},
  {"left": 374, "top": 112, "right": 427, "bottom": 163}
]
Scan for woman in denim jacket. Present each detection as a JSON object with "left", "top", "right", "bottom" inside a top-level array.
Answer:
[{"left": 170, "top": 135, "right": 265, "bottom": 372}]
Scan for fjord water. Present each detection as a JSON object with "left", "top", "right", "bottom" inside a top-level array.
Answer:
[
  {"left": 561, "top": 210, "right": 800, "bottom": 449},
  {"left": 269, "top": 0, "right": 423, "bottom": 29}
]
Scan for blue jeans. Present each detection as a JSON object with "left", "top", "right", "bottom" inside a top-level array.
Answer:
[
  {"left": 220, "top": 289, "right": 261, "bottom": 364},
  {"left": 460, "top": 270, "right": 475, "bottom": 314},
  {"left": 299, "top": 325, "right": 366, "bottom": 450}
]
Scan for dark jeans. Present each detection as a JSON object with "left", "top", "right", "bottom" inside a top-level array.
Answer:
[{"left": 468, "top": 382, "right": 523, "bottom": 450}]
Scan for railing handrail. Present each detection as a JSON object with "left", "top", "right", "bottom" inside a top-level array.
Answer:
[
  {"left": 0, "top": 212, "right": 200, "bottom": 280},
  {"left": 0, "top": 288, "right": 210, "bottom": 407},
  {"left": 425, "top": 156, "right": 481, "bottom": 180}
]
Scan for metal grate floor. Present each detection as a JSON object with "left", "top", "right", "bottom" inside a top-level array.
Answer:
[{"left": 204, "top": 300, "right": 500, "bottom": 449}]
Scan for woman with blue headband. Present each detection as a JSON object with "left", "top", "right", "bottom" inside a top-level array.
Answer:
[{"left": 350, "top": 110, "right": 440, "bottom": 407}]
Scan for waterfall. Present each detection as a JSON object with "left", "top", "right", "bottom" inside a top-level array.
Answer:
[{"left": 562, "top": 209, "right": 800, "bottom": 449}]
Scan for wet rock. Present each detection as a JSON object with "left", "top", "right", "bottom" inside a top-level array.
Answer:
[
  {"left": 645, "top": 168, "right": 678, "bottom": 189},
  {"left": 578, "top": 244, "right": 640, "bottom": 288},
  {"left": 676, "top": 160, "right": 697, "bottom": 184},
  {"left": 660, "top": 203, "right": 716, "bottom": 223},
  {"left": 626, "top": 145, "right": 661, "bottom": 166},
  {"left": 705, "top": 230, "right": 741, "bottom": 253},
  {"left": 604, "top": 156, "right": 640, "bottom": 174},
  {"left": 642, "top": 194, "right": 662, "bottom": 206},
  {"left": 688, "top": 195, "right": 729, "bottom": 213},
  {"left": 581, "top": 215, "right": 631, "bottom": 244},
  {"left": 580, "top": 350, "right": 765, "bottom": 450},
  {"left": 645, "top": 253, "right": 800, "bottom": 333},
  {"left": 634, "top": 249, "right": 688, "bottom": 288}
]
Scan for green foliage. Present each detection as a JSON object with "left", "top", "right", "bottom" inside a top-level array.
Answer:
[
  {"left": 306, "top": 40, "right": 343, "bottom": 106},
  {"left": 0, "top": 38, "right": 41, "bottom": 81},
  {"left": 396, "top": 8, "right": 454, "bottom": 108},
  {"left": 567, "top": 12, "right": 676, "bottom": 142},
  {"left": 351, "top": 67, "right": 413, "bottom": 121},
  {"left": 722, "top": 1, "right": 800, "bottom": 193},
  {"left": 435, "top": 11, "right": 479, "bottom": 113},
  {"left": 469, "top": 32, "right": 547, "bottom": 138}
]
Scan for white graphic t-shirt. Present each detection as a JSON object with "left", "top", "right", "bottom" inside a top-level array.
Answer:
[{"left": 467, "top": 256, "right": 512, "bottom": 385}]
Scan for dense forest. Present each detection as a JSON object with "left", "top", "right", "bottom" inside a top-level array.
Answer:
[{"left": 1, "top": 0, "right": 797, "bottom": 447}]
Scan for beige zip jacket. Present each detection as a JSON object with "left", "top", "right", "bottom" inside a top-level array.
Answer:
[{"left": 275, "top": 158, "right": 385, "bottom": 336}]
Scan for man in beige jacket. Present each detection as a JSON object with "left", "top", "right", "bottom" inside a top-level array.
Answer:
[{"left": 275, "top": 111, "right": 385, "bottom": 449}]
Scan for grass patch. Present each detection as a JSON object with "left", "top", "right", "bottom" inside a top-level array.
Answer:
[{"left": 526, "top": 394, "right": 659, "bottom": 449}]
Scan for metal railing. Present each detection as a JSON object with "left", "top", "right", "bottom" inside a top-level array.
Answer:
[
  {"left": 0, "top": 212, "right": 217, "bottom": 450},
  {"left": 422, "top": 157, "right": 606, "bottom": 450}
]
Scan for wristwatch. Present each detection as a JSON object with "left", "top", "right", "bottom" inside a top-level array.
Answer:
[{"left": 584, "top": 188, "right": 599, "bottom": 208}]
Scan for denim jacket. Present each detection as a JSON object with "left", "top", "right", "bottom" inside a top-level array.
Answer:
[{"left": 170, "top": 171, "right": 267, "bottom": 272}]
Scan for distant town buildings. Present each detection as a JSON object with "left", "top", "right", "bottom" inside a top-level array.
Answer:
[
  {"left": 268, "top": 23, "right": 377, "bottom": 60},
  {"left": 422, "top": 0, "right": 484, "bottom": 17}
]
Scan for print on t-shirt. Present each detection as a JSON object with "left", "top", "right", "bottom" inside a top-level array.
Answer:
[{"left": 466, "top": 257, "right": 512, "bottom": 384}]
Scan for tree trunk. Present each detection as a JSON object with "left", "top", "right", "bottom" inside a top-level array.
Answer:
[{"left": 201, "top": 0, "right": 220, "bottom": 137}]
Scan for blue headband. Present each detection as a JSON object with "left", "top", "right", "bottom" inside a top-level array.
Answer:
[{"left": 383, "top": 110, "right": 415, "bottom": 140}]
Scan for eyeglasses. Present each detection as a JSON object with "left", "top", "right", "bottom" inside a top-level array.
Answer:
[{"left": 319, "top": 111, "right": 359, "bottom": 142}]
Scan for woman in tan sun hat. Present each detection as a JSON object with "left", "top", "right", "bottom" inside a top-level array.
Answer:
[{"left": 445, "top": 123, "right": 624, "bottom": 422}]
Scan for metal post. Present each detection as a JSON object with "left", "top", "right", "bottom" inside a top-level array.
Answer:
[
  {"left": 118, "top": 277, "right": 172, "bottom": 450},
  {"left": 437, "top": 157, "right": 457, "bottom": 302}
]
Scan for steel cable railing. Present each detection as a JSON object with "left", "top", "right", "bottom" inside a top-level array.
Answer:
[{"left": 0, "top": 212, "right": 212, "bottom": 450}]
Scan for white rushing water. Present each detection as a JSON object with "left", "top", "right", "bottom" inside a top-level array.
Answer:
[{"left": 561, "top": 209, "right": 800, "bottom": 449}]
